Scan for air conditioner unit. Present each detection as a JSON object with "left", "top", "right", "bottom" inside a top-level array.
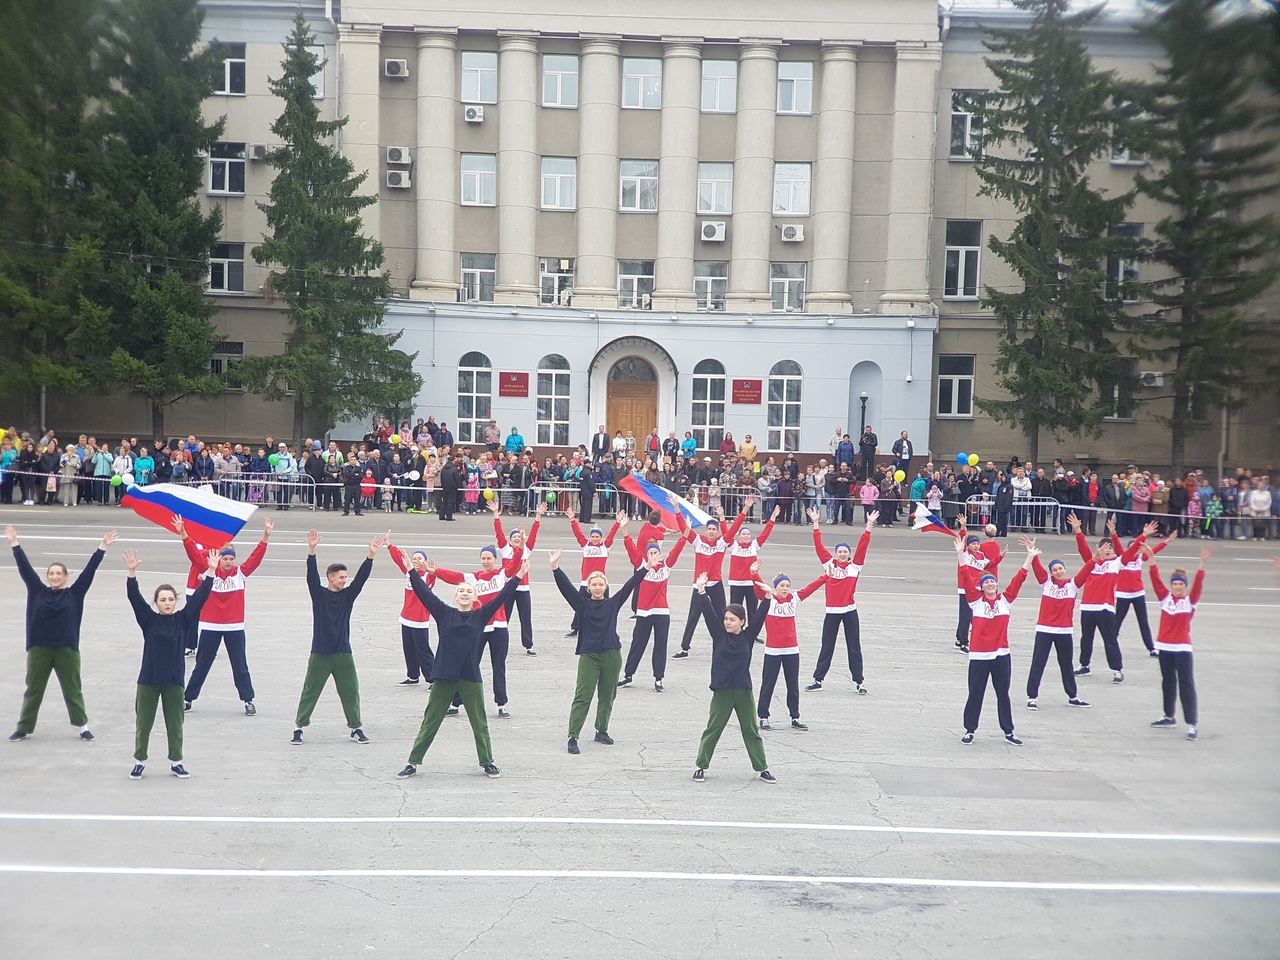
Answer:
[
  {"left": 701, "top": 220, "right": 726, "bottom": 242},
  {"left": 386, "top": 170, "right": 412, "bottom": 189},
  {"left": 464, "top": 105, "right": 485, "bottom": 123},
  {"left": 384, "top": 59, "right": 409, "bottom": 78},
  {"left": 780, "top": 224, "right": 805, "bottom": 242},
  {"left": 386, "top": 146, "right": 412, "bottom": 165},
  {"left": 1138, "top": 371, "right": 1164, "bottom": 387},
  {"left": 249, "top": 143, "right": 267, "bottom": 161}
]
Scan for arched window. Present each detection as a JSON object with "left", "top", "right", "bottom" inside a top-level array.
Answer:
[
  {"left": 536, "top": 354, "right": 571, "bottom": 446},
  {"left": 608, "top": 357, "right": 656, "bottom": 382},
  {"left": 767, "top": 360, "right": 802, "bottom": 452},
  {"left": 691, "top": 359, "right": 726, "bottom": 451},
  {"left": 456, "top": 352, "right": 492, "bottom": 444}
]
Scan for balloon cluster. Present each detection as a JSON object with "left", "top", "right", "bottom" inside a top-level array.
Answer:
[{"left": 956, "top": 452, "right": 980, "bottom": 467}]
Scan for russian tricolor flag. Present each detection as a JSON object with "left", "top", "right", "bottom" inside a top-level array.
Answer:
[
  {"left": 618, "top": 474, "right": 711, "bottom": 531},
  {"left": 911, "top": 502, "right": 957, "bottom": 538},
  {"left": 122, "top": 483, "right": 258, "bottom": 548}
]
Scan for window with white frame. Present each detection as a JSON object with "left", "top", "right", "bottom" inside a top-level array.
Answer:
[
  {"left": 701, "top": 60, "right": 737, "bottom": 113},
  {"left": 776, "top": 62, "right": 813, "bottom": 115},
  {"left": 622, "top": 58, "right": 662, "bottom": 109},
  {"left": 208, "top": 243, "right": 244, "bottom": 293},
  {"left": 619, "top": 160, "right": 658, "bottom": 211},
  {"left": 697, "top": 162, "right": 733, "bottom": 215},
  {"left": 540, "top": 258, "right": 574, "bottom": 305},
  {"left": 461, "top": 51, "right": 497, "bottom": 104},
  {"left": 536, "top": 354, "right": 571, "bottom": 446},
  {"left": 767, "top": 360, "right": 802, "bottom": 451},
  {"left": 306, "top": 44, "right": 325, "bottom": 98},
  {"left": 209, "top": 142, "right": 246, "bottom": 194},
  {"left": 693, "top": 261, "right": 728, "bottom": 312},
  {"left": 936, "top": 355, "right": 975, "bottom": 418},
  {"left": 1111, "top": 144, "right": 1145, "bottom": 165},
  {"left": 460, "top": 253, "right": 496, "bottom": 302},
  {"left": 542, "top": 54, "right": 579, "bottom": 108},
  {"left": 770, "top": 262, "right": 806, "bottom": 312},
  {"left": 1106, "top": 223, "right": 1142, "bottom": 302},
  {"left": 540, "top": 157, "right": 576, "bottom": 210},
  {"left": 772, "top": 163, "right": 811, "bottom": 215},
  {"left": 1101, "top": 357, "right": 1138, "bottom": 420},
  {"left": 461, "top": 154, "right": 496, "bottom": 206},
  {"left": 949, "top": 90, "right": 984, "bottom": 159},
  {"left": 209, "top": 341, "right": 244, "bottom": 378},
  {"left": 213, "top": 43, "right": 246, "bottom": 95},
  {"left": 617, "top": 260, "right": 654, "bottom": 309},
  {"left": 944, "top": 220, "right": 982, "bottom": 299},
  {"left": 456, "top": 351, "right": 492, "bottom": 444},
  {"left": 691, "top": 359, "right": 726, "bottom": 450}
]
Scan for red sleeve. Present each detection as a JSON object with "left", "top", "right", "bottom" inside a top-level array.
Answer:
[
  {"left": 1030, "top": 556, "right": 1048, "bottom": 584},
  {"left": 182, "top": 537, "right": 206, "bottom": 570},
  {"left": 623, "top": 535, "right": 641, "bottom": 567},
  {"left": 1002, "top": 567, "right": 1028, "bottom": 603},
  {"left": 797, "top": 575, "right": 827, "bottom": 602},
  {"left": 752, "top": 581, "right": 768, "bottom": 600},
  {"left": 493, "top": 517, "right": 507, "bottom": 548},
  {"left": 502, "top": 554, "right": 521, "bottom": 576},
  {"left": 1073, "top": 563, "right": 1091, "bottom": 587},
  {"left": 569, "top": 519, "right": 587, "bottom": 547},
  {"left": 756, "top": 520, "right": 775, "bottom": 546},
  {"left": 1151, "top": 539, "right": 1169, "bottom": 557},
  {"left": 1148, "top": 564, "right": 1168, "bottom": 600},
  {"left": 724, "top": 511, "right": 746, "bottom": 541},
  {"left": 1120, "top": 535, "right": 1144, "bottom": 563},
  {"left": 525, "top": 520, "right": 540, "bottom": 549},
  {"left": 812, "top": 528, "right": 832, "bottom": 563},
  {"left": 435, "top": 567, "right": 465, "bottom": 585},
  {"left": 1075, "top": 532, "right": 1092, "bottom": 563},
  {"left": 240, "top": 540, "right": 269, "bottom": 577},
  {"left": 1190, "top": 569, "right": 1205, "bottom": 604},
  {"left": 664, "top": 536, "right": 686, "bottom": 567},
  {"left": 852, "top": 529, "right": 871, "bottom": 565},
  {"left": 961, "top": 574, "right": 981, "bottom": 604},
  {"left": 1112, "top": 534, "right": 1126, "bottom": 558},
  {"left": 387, "top": 543, "right": 410, "bottom": 574},
  {"left": 604, "top": 521, "right": 620, "bottom": 547}
]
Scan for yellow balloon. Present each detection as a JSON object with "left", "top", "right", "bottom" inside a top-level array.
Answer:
[
  {"left": 483, "top": 488, "right": 495, "bottom": 500},
  {"left": 894, "top": 469, "right": 906, "bottom": 482},
  {"left": 968, "top": 454, "right": 980, "bottom": 467},
  {"left": 390, "top": 434, "right": 401, "bottom": 444}
]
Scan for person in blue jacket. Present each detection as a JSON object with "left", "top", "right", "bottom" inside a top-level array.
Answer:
[{"left": 504, "top": 427, "right": 525, "bottom": 456}]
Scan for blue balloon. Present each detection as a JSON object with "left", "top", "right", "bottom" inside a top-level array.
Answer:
[{"left": 956, "top": 452, "right": 968, "bottom": 465}]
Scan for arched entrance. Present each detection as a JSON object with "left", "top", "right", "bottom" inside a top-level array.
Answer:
[{"left": 606, "top": 356, "right": 658, "bottom": 444}]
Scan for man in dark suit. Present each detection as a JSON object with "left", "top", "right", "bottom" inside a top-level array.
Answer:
[
  {"left": 858, "top": 426, "right": 878, "bottom": 481},
  {"left": 590, "top": 425, "right": 611, "bottom": 463}
]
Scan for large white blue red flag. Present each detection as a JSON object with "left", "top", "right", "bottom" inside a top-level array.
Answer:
[
  {"left": 911, "top": 502, "right": 957, "bottom": 538},
  {"left": 618, "top": 474, "right": 711, "bottom": 531},
  {"left": 121, "top": 483, "right": 258, "bottom": 548}
]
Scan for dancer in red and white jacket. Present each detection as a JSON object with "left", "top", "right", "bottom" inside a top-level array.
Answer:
[
  {"left": 435, "top": 545, "right": 521, "bottom": 717},
  {"left": 178, "top": 516, "right": 272, "bottom": 716},
  {"left": 388, "top": 540, "right": 437, "bottom": 686},
  {"left": 674, "top": 505, "right": 747, "bottom": 657},
  {"left": 955, "top": 534, "right": 1035, "bottom": 745},
  {"left": 1021, "top": 537, "right": 1093, "bottom": 710},
  {"left": 490, "top": 497, "right": 546, "bottom": 654},
  {"left": 804, "top": 507, "right": 874, "bottom": 693},
  {"left": 751, "top": 562, "right": 825, "bottom": 730},
  {"left": 953, "top": 519, "right": 1003, "bottom": 653},
  {"left": 618, "top": 518, "right": 686, "bottom": 691},
  {"left": 1117, "top": 531, "right": 1173, "bottom": 657},
  {"left": 171, "top": 516, "right": 217, "bottom": 656},
  {"left": 1149, "top": 546, "right": 1210, "bottom": 741},
  {"left": 727, "top": 501, "right": 776, "bottom": 621},
  {"left": 628, "top": 509, "right": 667, "bottom": 616},
  {"left": 566, "top": 513, "right": 623, "bottom": 637}
]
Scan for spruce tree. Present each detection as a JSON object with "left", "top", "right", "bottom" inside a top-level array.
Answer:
[
  {"left": 966, "top": 0, "right": 1134, "bottom": 463},
  {"left": 235, "top": 11, "right": 420, "bottom": 439}
]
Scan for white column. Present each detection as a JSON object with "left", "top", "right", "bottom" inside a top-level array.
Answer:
[
  {"left": 573, "top": 37, "right": 622, "bottom": 308},
  {"left": 726, "top": 42, "right": 779, "bottom": 312},
  {"left": 410, "top": 29, "right": 459, "bottom": 301},
  {"left": 651, "top": 39, "right": 702, "bottom": 313},
  {"left": 880, "top": 42, "right": 942, "bottom": 316},
  {"left": 494, "top": 31, "right": 540, "bottom": 304},
  {"left": 338, "top": 27, "right": 383, "bottom": 242},
  {"left": 806, "top": 43, "right": 858, "bottom": 313}
]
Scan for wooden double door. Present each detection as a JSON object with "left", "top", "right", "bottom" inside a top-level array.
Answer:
[{"left": 606, "top": 382, "right": 657, "bottom": 446}]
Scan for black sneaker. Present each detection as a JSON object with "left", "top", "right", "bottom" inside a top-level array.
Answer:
[
  {"left": 396, "top": 764, "right": 417, "bottom": 779},
  {"left": 672, "top": 650, "right": 689, "bottom": 659},
  {"left": 1150, "top": 717, "right": 1177, "bottom": 727},
  {"left": 654, "top": 680, "right": 664, "bottom": 692},
  {"left": 855, "top": 683, "right": 867, "bottom": 696},
  {"left": 244, "top": 702, "right": 256, "bottom": 716},
  {"left": 446, "top": 706, "right": 459, "bottom": 717},
  {"left": 398, "top": 678, "right": 420, "bottom": 686},
  {"left": 497, "top": 708, "right": 511, "bottom": 719},
  {"left": 291, "top": 728, "right": 303, "bottom": 745},
  {"left": 129, "top": 764, "right": 144, "bottom": 780},
  {"left": 954, "top": 639, "right": 966, "bottom": 649},
  {"left": 483, "top": 763, "right": 501, "bottom": 779},
  {"left": 791, "top": 719, "right": 808, "bottom": 731},
  {"left": 1005, "top": 733, "right": 1023, "bottom": 745},
  {"left": 759, "top": 770, "right": 777, "bottom": 784},
  {"left": 1112, "top": 671, "right": 1124, "bottom": 684},
  {"left": 567, "top": 737, "right": 580, "bottom": 754},
  {"left": 1186, "top": 727, "right": 1198, "bottom": 741},
  {"left": 805, "top": 680, "right": 822, "bottom": 691},
  {"left": 350, "top": 728, "right": 370, "bottom": 744},
  {"left": 1074, "top": 665, "right": 1091, "bottom": 676},
  {"left": 758, "top": 717, "right": 771, "bottom": 730},
  {"left": 8, "top": 731, "right": 26, "bottom": 742},
  {"left": 617, "top": 676, "right": 633, "bottom": 688},
  {"left": 525, "top": 649, "right": 537, "bottom": 657},
  {"left": 961, "top": 732, "right": 975, "bottom": 745},
  {"left": 171, "top": 764, "right": 191, "bottom": 779},
  {"left": 1149, "top": 650, "right": 1159, "bottom": 658},
  {"left": 79, "top": 729, "right": 94, "bottom": 742},
  {"left": 184, "top": 700, "right": 192, "bottom": 711},
  {"left": 1068, "top": 698, "right": 1091, "bottom": 708},
  {"left": 960, "top": 644, "right": 969, "bottom": 654},
  {"left": 692, "top": 768, "right": 705, "bottom": 782},
  {"left": 564, "top": 630, "right": 578, "bottom": 638},
  {"left": 594, "top": 731, "right": 614, "bottom": 745},
  {"left": 1027, "top": 698, "right": 1038, "bottom": 710}
]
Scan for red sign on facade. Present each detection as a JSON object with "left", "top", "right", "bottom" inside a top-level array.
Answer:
[
  {"left": 498, "top": 372, "right": 529, "bottom": 398},
  {"left": 732, "top": 379, "right": 762, "bottom": 404}
]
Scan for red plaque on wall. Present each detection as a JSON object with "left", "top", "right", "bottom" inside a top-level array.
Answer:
[
  {"left": 732, "top": 379, "right": 762, "bottom": 404},
  {"left": 498, "top": 372, "right": 529, "bottom": 398}
]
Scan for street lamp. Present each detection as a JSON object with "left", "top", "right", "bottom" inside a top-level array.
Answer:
[{"left": 859, "top": 392, "right": 869, "bottom": 434}]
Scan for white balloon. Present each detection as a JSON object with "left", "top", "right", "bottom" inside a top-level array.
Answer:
[
  {"left": 122, "top": 473, "right": 135, "bottom": 485},
  {"left": 407, "top": 470, "right": 421, "bottom": 481}
]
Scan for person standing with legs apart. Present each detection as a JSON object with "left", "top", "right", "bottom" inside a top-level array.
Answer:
[
  {"left": 7, "top": 525, "right": 117, "bottom": 743},
  {"left": 492, "top": 497, "right": 546, "bottom": 655},
  {"left": 388, "top": 541, "right": 438, "bottom": 686},
  {"left": 805, "top": 508, "right": 875, "bottom": 693},
  {"left": 124, "top": 547, "right": 216, "bottom": 779},
  {"left": 291, "top": 530, "right": 385, "bottom": 745},
  {"left": 1116, "top": 532, "right": 1172, "bottom": 658},
  {"left": 180, "top": 517, "right": 273, "bottom": 716},
  {"left": 727, "top": 501, "right": 775, "bottom": 623},
  {"left": 1021, "top": 539, "right": 1092, "bottom": 710},
  {"left": 752, "top": 563, "right": 824, "bottom": 731},
  {"left": 1069, "top": 514, "right": 1156, "bottom": 684},
  {"left": 691, "top": 573, "right": 775, "bottom": 783},
  {"left": 396, "top": 561, "right": 526, "bottom": 779},
  {"left": 565, "top": 513, "right": 622, "bottom": 637},
  {"left": 956, "top": 535, "right": 1034, "bottom": 745},
  {"left": 1148, "top": 548, "right": 1209, "bottom": 740},
  {"left": 953, "top": 517, "right": 1004, "bottom": 653},
  {"left": 549, "top": 550, "right": 645, "bottom": 754},
  {"left": 675, "top": 505, "right": 747, "bottom": 658},
  {"left": 619, "top": 520, "right": 686, "bottom": 692},
  {"left": 434, "top": 546, "right": 521, "bottom": 718},
  {"left": 629, "top": 510, "right": 667, "bottom": 617}
]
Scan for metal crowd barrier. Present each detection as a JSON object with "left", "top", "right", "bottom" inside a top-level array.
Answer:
[{"left": 0, "top": 467, "right": 317, "bottom": 512}]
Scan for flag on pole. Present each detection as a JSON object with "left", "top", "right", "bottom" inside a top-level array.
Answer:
[
  {"left": 911, "top": 502, "right": 957, "bottom": 538},
  {"left": 121, "top": 483, "right": 258, "bottom": 548},
  {"left": 618, "top": 473, "right": 711, "bottom": 531}
]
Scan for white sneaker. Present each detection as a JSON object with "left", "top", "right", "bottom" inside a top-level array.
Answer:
[{"left": 1026, "top": 698, "right": 1038, "bottom": 710}]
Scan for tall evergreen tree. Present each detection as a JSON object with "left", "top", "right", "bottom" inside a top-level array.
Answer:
[
  {"left": 967, "top": 0, "right": 1133, "bottom": 463},
  {"left": 235, "top": 11, "right": 420, "bottom": 439},
  {"left": 1122, "top": 0, "right": 1280, "bottom": 475}
]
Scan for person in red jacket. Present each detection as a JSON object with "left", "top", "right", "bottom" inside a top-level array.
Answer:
[
  {"left": 1116, "top": 532, "right": 1174, "bottom": 657},
  {"left": 565, "top": 512, "right": 623, "bottom": 637},
  {"left": 673, "top": 505, "right": 746, "bottom": 657},
  {"left": 952, "top": 520, "right": 1003, "bottom": 653},
  {"left": 387, "top": 540, "right": 436, "bottom": 686},
  {"left": 171, "top": 516, "right": 217, "bottom": 656},
  {"left": 1149, "top": 547, "right": 1210, "bottom": 741},
  {"left": 956, "top": 535, "right": 1035, "bottom": 744},
  {"left": 1021, "top": 537, "right": 1093, "bottom": 710},
  {"left": 627, "top": 509, "right": 667, "bottom": 616},
  {"left": 434, "top": 546, "right": 521, "bottom": 717},
  {"left": 804, "top": 507, "right": 875, "bottom": 693},
  {"left": 726, "top": 500, "right": 775, "bottom": 621},
  {"left": 491, "top": 497, "right": 546, "bottom": 655},
  {"left": 618, "top": 521, "right": 686, "bottom": 691},
  {"left": 751, "top": 562, "right": 825, "bottom": 730},
  {"left": 179, "top": 517, "right": 273, "bottom": 716}
]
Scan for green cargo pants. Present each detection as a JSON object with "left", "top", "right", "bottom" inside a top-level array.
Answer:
[
  {"left": 408, "top": 680, "right": 493, "bottom": 766},
  {"left": 135, "top": 683, "right": 184, "bottom": 762},
  {"left": 16, "top": 645, "right": 87, "bottom": 734},
  {"left": 696, "top": 688, "right": 768, "bottom": 772},
  {"left": 294, "top": 653, "right": 362, "bottom": 729},
  {"left": 567, "top": 649, "right": 622, "bottom": 738}
]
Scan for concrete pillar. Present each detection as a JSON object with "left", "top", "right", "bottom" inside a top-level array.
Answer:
[
  {"left": 494, "top": 31, "right": 540, "bottom": 304},
  {"left": 651, "top": 39, "right": 702, "bottom": 313},
  {"left": 337, "top": 26, "right": 383, "bottom": 241},
  {"left": 409, "top": 29, "right": 459, "bottom": 301},
  {"left": 806, "top": 43, "right": 858, "bottom": 313},
  {"left": 880, "top": 42, "right": 942, "bottom": 316},
  {"left": 573, "top": 37, "right": 622, "bottom": 308},
  {"left": 726, "top": 42, "right": 779, "bottom": 313}
]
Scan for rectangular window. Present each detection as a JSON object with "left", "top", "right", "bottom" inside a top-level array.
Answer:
[
  {"left": 622, "top": 58, "right": 662, "bottom": 109},
  {"left": 936, "top": 354, "right": 975, "bottom": 418},
  {"left": 701, "top": 60, "right": 737, "bottom": 113},
  {"left": 456, "top": 364, "right": 492, "bottom": 444},
  {"left": 1102, "top": 357, "right": 1139, "bottom": 420},
  {"left": 460, "top": 253, "right": 496, "bottom": 303},
  {"left": 777, "top": 62, "right": 813, "bottom": 115},
  {"left": 461, "top": 51, "right": 497, "bottom": 104},
  {"left": 208, "top": 243, "right": 245, "bottom": 293},
  {"left": 944, "top": 219, "right": 982, "bottom": 299},
  {"left": 540, "top": 157, "right": 577, "bottom": 210},
  {"left": 766, "top": 368, "right": 802, "bottom": 452},
  {"left": 539, "top": 257, "right": 574, "bottom": 306},
  {"left": 693, "top": 261, "right": 728, "bottom": 312},
  {"left": 542, "top": 54, "right": 579, "bottom": 108},
  {"left": 461, "top": 154, "right": 496, "bottom": 206},
  {"left": 209, "top": 341, "right": 244, "bottom": 378},
  {"left": 691, "top": 371, "right": 726, "bottom": 450},
  {"left": 1111, "top": 145, "right": 1145, "bottom": 165},
  {"left": 696, "top": 162, "right": 733, "bottom": 215},
  {"left": 213, "top": 43, "right": 246, "bottom": 95},
  {"left": 617, "top": 260, "right": 655, "bottom": 309},
  {"left": 1106, "top": 223, "right": 1143, "bottom": 302},
  {"left": 536, "top": 369, "right": 572, "bottom": 446},
  {"left": 770, "top": 262, "right": 806, "bottom": 312},
  {"left": 619, "top": 160, "right": 658, "bottom": 212},
  {"left": 949, "top": 90, "right": 984, "bottom": 159},
  {"left": 307, "top": 44, "right": 325, "bottom": 98},
  {"left": 209, "top": 142, "right": 246, "bottom": 194},
  {"left": 772, "top": 163, "right": 811, "bottom": 216}
]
